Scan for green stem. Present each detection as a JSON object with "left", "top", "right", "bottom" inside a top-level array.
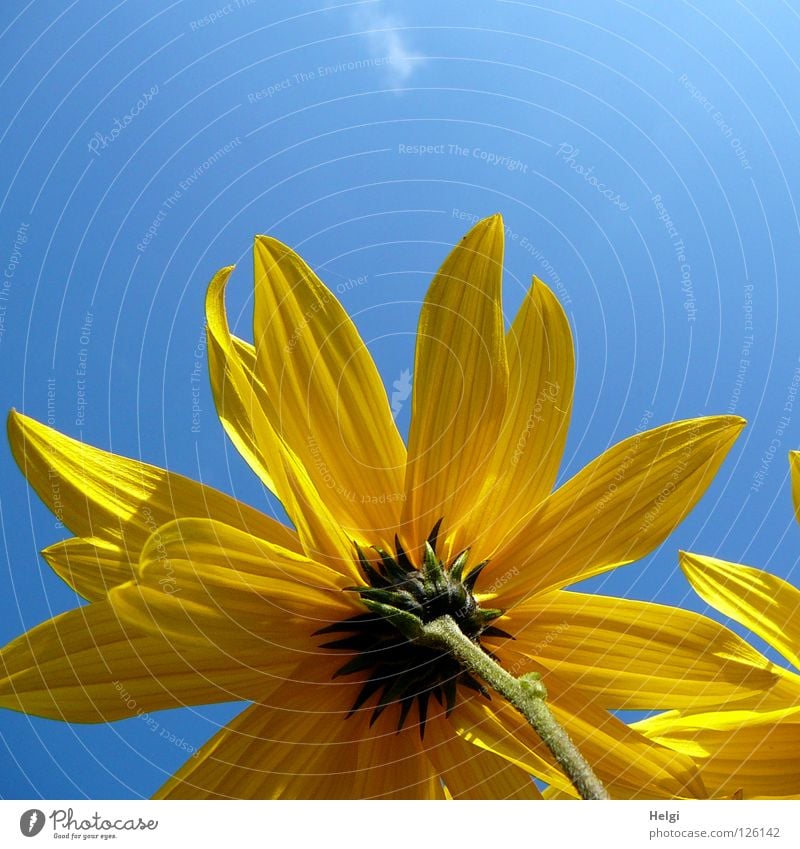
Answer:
[{"left": 419, "top": 614, "right": 610, "bottom": 800}]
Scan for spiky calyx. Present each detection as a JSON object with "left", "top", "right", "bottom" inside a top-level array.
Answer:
[{"left": 315, "top": 520, "right": 509, "bottom": 736}]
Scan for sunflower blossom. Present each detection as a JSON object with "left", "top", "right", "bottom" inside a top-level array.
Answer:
[
  {"left": 0, "top": 215, "right": 774, "bottom": 800},
  {"left": 631, "top": 452, "right": 800, "bottom": 799}
]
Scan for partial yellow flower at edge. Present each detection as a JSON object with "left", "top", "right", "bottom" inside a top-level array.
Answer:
[
  {"left": 632, "top": 547, "right": 800, "bottom": 799},
  {"left": 680, "top": 550, "right": 800, "bottom": 675},
  {"left": 790, "top": 450, "right": 800, "bottom": 523},
  {"left": 632, "top": 704, "right": 800, "bottom": 800},
  {"left": 0, "top": 215, "right": 766, "bottom": 799}
]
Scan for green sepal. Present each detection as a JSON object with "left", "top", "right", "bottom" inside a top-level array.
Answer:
[
  {"left": 448, "top": 548, "right": 470, "bottom": 582},
  {"left": 360, "top": 599, "right": 424, "bottom": 640},
  {"left": 393, "top": 534, "right": 414, "bottom": 571},
  {"left": 463, "top": 558, "right": 490, "bottom": 591},
  {"left": 332, "top": 653, "right": 381, "bottom": 679},
  {"left": 372, "top": 546, "right": 411, "bottom": 584},
  {"left": 426, "top": 517, "right": 444, "bottom": 552},
  {"left": 479, "top": 607, "right": 504, "bottom": 622},
  {"left": 354, "top": 542, "right": 389, "bottom": 588},
  {"left": 422, "top": 541, "right": 448, "bottom": 595},
  {"left": 350, "top": 586, "right": 423, "bottom": 616},
  {"left": 370, "top": 670, "right": 417, "bottom": 726},
  {"left": 443, "top": 675, "right": 458, "bottom": 716}
]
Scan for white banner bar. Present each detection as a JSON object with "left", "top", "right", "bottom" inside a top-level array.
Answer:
[{"left": 1, "top": 800, "right": 799, "bottom": 848}]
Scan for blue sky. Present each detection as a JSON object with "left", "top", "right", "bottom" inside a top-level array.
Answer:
[{"left": 1, "top": 0, "right": 800, "bottom": 798}]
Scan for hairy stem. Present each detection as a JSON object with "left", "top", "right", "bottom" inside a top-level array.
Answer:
[{"left": 419, "top": 614, "right": 610, "bottom": 800}]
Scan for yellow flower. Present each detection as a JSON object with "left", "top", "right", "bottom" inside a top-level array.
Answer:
[
  {"left": 632, "top": 540, "right": 800, "bottom": 798},
  {"left": 1, "top": 216, "right": 773, "bottom": 799},
  {"left": 630, "top": 453, "right": 800, "bottom": 799}
]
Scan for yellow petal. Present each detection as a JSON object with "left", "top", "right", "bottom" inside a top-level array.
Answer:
[
  {"left": 206, "top": 266, "right": 277, "bottom": 493},
  {"left": 358, "top": 723, "right": 447, "bottom": 800},
  {"left": 156, "top": 678, "right": 443, "bottom": 799},
  {"left": 471, "top": 276, "right": 574, "bottom": 553},
  {"left": 207, "top": 268, "right": 355, "bottom": 573},
  {"left": 42, "top": 539, "right": 133, "bottom": 602},
  {"left": 252, "top": 236, "right": 406, "bottom": 543},
  {"left": 500, "top": 590, "right": 781, "bottom": 710},
  {"left": 7, "top": 411, "right": 306, "bottom": 595},
  {"left": 484, "top": 416, "right": 745, "bottom": 606},
  {"left": 0, "top": 601, "right": 291, "bottom": 722},
  {"left": 8, "top": 411, "right": 299, "bottom": 548},
  {"left": 425, "top": 713, "right": 541, "bottom": 798},
  {"left": 791, "top": 451, "right": 800, "bottom": 522},
  {"left": 680, "top": 551, "right": 800, "bottom": 671},
  {"left": 401, "top": 215, "right": 509, "bottom": 557},
  {"left": 634, "top": 706, "right": 800, "bottom": 799},
  {"left": 109, "top": 519, "right": 358, "bottom": 658}
]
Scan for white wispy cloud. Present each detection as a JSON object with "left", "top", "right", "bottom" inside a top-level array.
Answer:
[{"left": 351, "top": 6, "right": 425, "bottom": 87}]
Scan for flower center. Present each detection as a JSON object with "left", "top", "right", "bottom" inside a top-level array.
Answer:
[{"left": 315, "top": 520, "right": 508, "bottom": 736}]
